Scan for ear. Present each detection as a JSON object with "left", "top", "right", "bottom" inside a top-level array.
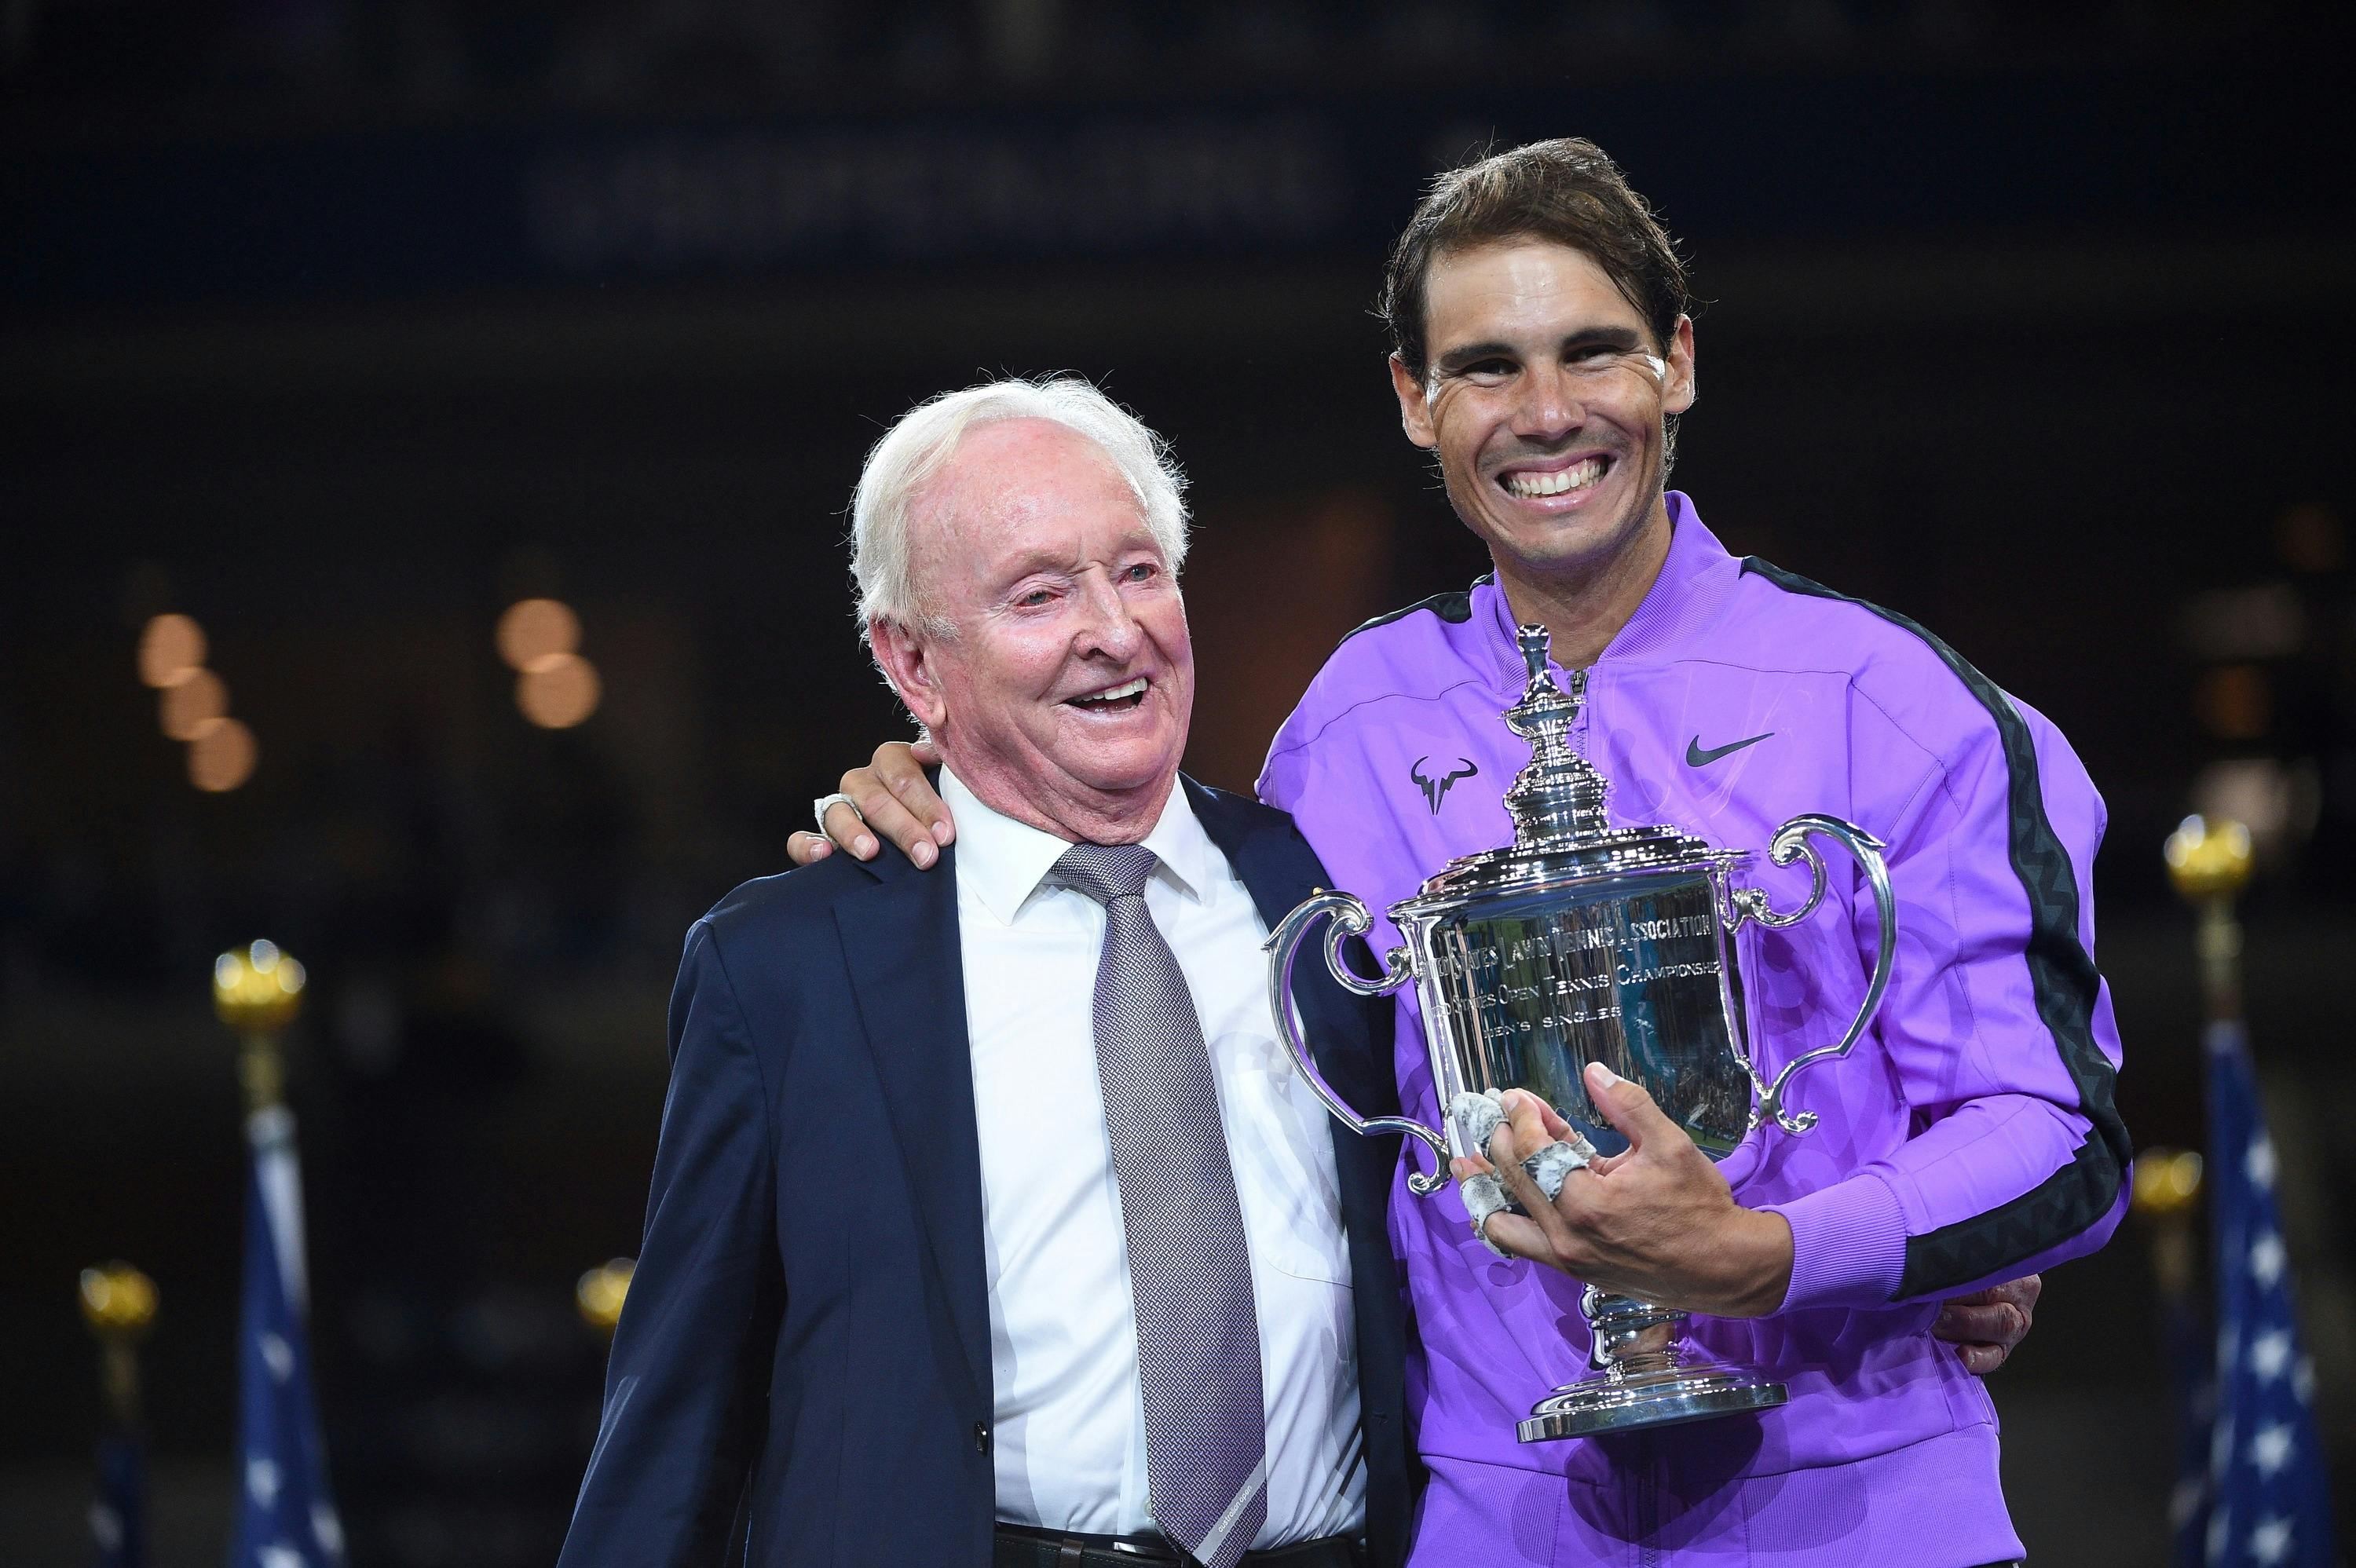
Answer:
[
  {"left": 869, "top": 617, "right": 949, "bottom": 733},
  {"left": 1388, "top": 353, "right": 1439, "bottom": 450},
  {"left": 1661, "top": 315, "right": 1697, "bottom": 416}
]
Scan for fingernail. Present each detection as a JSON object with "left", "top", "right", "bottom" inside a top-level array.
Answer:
[
  {"left": 1588, "top": 1061, "right": 1620, "bottom": 1087},
  {"left": 810, "top": 841, "right": 831, "bottom": 858},
  {"left": 935, "top": 821, "right": 956, "bottom": 846},
  {"left": 912, "top": 841, "right": 936, "bottom": 868},
  {"left": 856, "top": 835, "right": 877, "bottom": 857}
]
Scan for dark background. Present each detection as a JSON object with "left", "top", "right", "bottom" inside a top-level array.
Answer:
[{"left": 4, "top": 3, "right": 2352, "bottom": 1563}]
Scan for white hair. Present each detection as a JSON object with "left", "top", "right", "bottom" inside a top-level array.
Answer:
[{"left": 850, "top": 376, "right": 1190, "bottom": 641}]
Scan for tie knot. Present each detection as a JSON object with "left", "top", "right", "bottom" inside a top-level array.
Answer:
[{"left": 1052, "top": 842, "right": 1158, "bottom": 905}]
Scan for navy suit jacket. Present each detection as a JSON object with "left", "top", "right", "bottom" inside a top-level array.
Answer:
[{"left": 557, "top": 777, "right": 1416, "bottom": 1568}]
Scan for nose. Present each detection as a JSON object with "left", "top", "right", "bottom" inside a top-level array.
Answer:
[
  {"left": 1073, "top": 569, "right": 1143, "bottom": 662},
  {"left": 1512, "top": 361, "right": 1585, "bottom": 446}
]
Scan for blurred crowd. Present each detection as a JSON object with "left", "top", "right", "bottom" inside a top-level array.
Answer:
[{"left": 5, "top": 0, "right": 2343, "bottom": 136}]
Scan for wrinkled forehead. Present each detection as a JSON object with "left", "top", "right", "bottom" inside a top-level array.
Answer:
[
  {"left": 909, "top": 420, "right": 1156, "bottom": 576},
  {"left": 1424, "top": 237, "right": 1656, "bottom": 350}
]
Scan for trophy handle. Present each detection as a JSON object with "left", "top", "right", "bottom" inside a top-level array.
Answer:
[
  {"left": 1263, "top": 890, "right": 1454, "bottom": 1195},
  {"left": 1724, "top": 814, "right": 1897, "bottom": 1135}
]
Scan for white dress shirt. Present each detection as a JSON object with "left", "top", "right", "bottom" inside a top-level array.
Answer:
[{"left": 942, "top": 766, "right": 1366, "bottom": 1548}]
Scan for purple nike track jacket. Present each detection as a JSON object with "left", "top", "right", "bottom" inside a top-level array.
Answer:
[{"left": 1257, "top": 495, "right": 2128, "bottom": 1566}]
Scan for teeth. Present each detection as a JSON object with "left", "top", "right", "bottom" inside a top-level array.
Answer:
[
  {"left": 1505, "top": 456, "right": 1605, "bottom": 499},
  {"left": 1076, "top": 677, "right": 1147, "bottom": 706}
]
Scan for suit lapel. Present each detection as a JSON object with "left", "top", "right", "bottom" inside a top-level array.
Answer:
[
  {"left": 1187, "top": 774, "right": 1304, "bottom": 945},
  {"left": 834, "top": 848, "right": 990, "bottom": 1407}
]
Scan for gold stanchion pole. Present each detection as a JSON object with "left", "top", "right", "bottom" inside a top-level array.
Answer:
[
  {"left": 2131, "top": 1149, "right": 2204, "bottom": 1302},
  {"left": 2143, "top": 814, "right": 2248, "bottom": 1307},
  {"left": 2143, "top": 815, "right": 2251, "bottom": 1332},
  {"left": 2163, "top": 815, "right": 2253, "bottom": 1024},
  {"left": 212, "top": 939, "right": 307, "bottom": 1112},
  {"left": 212, "top": 937, "right": 347, "bottom": 1562},
  {"left": 79, "top": 1263, "right": 158, "bottom": 1427},
  {"left": 576, "top": 1259, "right": 635, "bottom": 1343}
]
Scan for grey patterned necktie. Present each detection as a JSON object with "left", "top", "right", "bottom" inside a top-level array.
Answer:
[{"left": 1052, "top": 842, "right": 1268, "bottom": 1568}]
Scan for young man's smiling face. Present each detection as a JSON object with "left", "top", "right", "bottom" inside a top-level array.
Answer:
[{"left": 1390, "top": 238, "right": 1696, "bottom": 590}]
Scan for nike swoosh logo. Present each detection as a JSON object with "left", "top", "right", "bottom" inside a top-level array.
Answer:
[{"left": 1686, "top": 732, "right": 1773, "bottom": 767}]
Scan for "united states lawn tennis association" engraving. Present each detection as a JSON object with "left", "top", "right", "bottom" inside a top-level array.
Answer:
[{"left": 1431, "top": 891, "right": 1725, "bottom": 1036}]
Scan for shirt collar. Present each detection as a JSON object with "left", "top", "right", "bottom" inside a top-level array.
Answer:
[
  {"left": 940, "top": 766, "right": 1211, "bottom": 926},
  {"left": 1478, "top": 490, "right": 1741, "bottom": 685}
]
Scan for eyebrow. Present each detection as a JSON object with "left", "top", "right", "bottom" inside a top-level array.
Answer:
[
  {"left": 990, "top": 536, "right": 1162, "bottom": 587},
  {"left": 997, "top": 550, "right": 1074, "bottom": 579},
  {"left": 1432, "top": 325, "right": 1648, "bottom": 376}
]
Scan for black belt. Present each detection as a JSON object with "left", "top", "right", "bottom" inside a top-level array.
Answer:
[{"left": 993, "top": 1522, "right": 1364, "bottom": 1568}]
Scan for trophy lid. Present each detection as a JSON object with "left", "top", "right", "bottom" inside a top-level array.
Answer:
[{"left": 1396, "top": 624, "right": 1734, "bottom": 911}]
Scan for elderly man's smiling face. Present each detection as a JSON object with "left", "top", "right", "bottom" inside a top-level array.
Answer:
[{"left": 873, "top": 417, "right": 1194, "bottom": 843}]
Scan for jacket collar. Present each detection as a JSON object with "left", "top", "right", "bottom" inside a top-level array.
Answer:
[
  {"left": 942, "top": 766, "right": 1213, "bottom": 927},
  {"left": 1182, "top": 775, "right": 1298, "bottom": 930},
  {"left": 1477, "top": 489, "right": 1742, "bottom": 685}
]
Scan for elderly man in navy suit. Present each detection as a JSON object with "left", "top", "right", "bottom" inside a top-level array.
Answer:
[{"left": 556, "top": 378, "right": 1413, "bottom": 1568}]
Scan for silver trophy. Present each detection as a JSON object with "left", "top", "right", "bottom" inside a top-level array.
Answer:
[{"left": 1266, "top": 623, "right": 1897, "bottom": 1440}]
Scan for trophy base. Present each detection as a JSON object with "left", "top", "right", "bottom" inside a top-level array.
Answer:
[{"left": 1518, "top": 1362, "right": 1787, "bottom": 1442}]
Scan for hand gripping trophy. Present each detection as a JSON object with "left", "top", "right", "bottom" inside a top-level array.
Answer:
[{"left": 1266, "top": 624, "right": 1897, "bottom": 1440}]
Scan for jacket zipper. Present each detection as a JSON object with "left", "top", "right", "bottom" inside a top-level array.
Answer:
[{"left": 1636, "top": 1431, "right": 1661, "bottom": 1566}]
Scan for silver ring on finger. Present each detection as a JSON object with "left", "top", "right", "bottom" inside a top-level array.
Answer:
[{"left": 812, "top": 792, "right": 865, "bottom": 837}]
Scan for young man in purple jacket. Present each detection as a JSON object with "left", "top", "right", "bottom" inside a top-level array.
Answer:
[{"left": 796, "top": 140, "right": 2113, "bottom": 1566}]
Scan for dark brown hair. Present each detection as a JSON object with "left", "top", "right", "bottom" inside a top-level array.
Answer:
[{"left": 1379, "top": 138, "right": 1690, "bottom": 378}]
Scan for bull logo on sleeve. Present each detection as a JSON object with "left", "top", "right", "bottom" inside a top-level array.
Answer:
[{"left": 1410, "top": 756, "right": 1479, "bottom": 813}]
